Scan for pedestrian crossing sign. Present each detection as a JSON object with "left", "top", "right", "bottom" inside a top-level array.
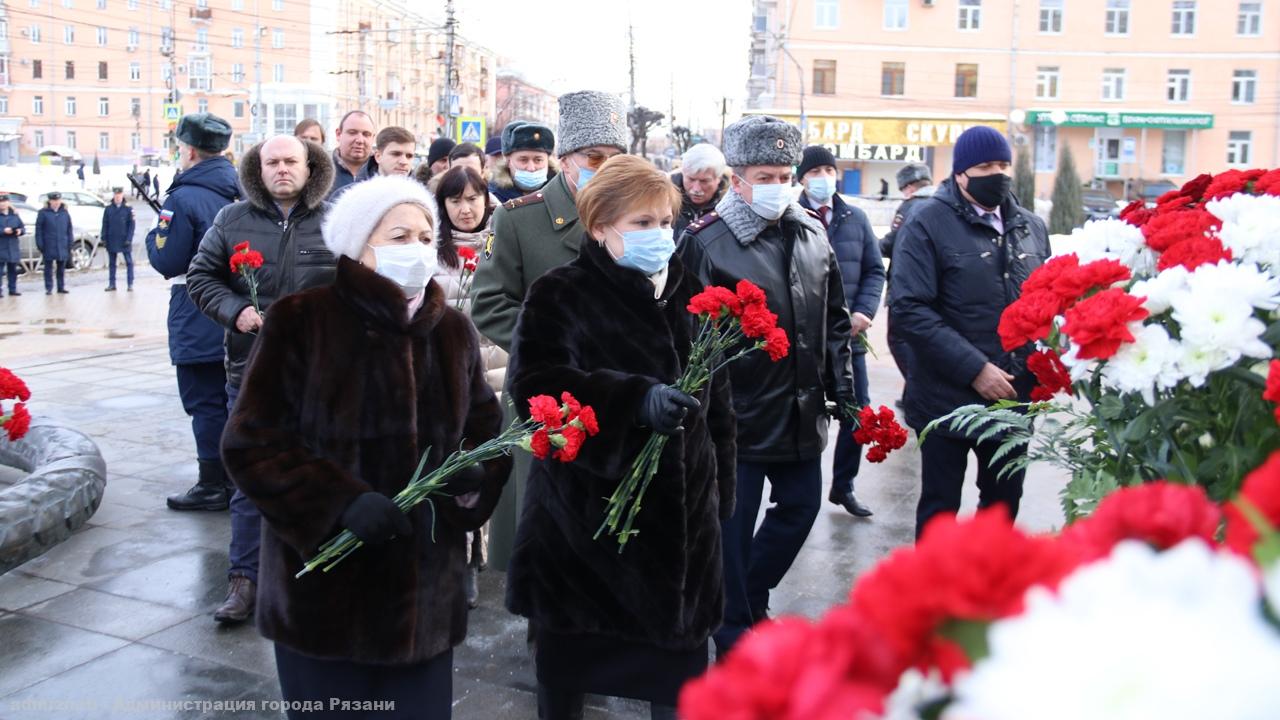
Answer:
[
  {"left": 456, "top": 116, "right": 485, "bottom": 145},
  {"left": 163, "top": 104, "right": 181, "bottom": 122}
]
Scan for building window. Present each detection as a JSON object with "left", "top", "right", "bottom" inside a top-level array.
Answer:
[
  {"left": 29, "top": 0, "right": 38, "bottom": 6},
  {"left": 814, "top": 0, "right": 838, "bottom": 28},
  {"left": 272, "top": 28, "right": 283, "bottom": 48},
  {"left": 1035, "top": 66, "right": 1059, "bottom": 99},
  {"left": 63, "top": 25, "right": 74, "bottom": 44},
  {"left": 98, "top": 132, "right": 109, "bottom": 151},
  {"left": 1233, "top": 69, "right": 1257, "bottom": 103},
  {"left": 62, "top": 0, "right": 72, "bottom": 7},
  {"left": 65, "top": 130, "right": 76, "bottom": 148},
  {"left": 1101, "top": 68, "right": 1126, "bottom": 101},
  {"left": 188, "top": 57, "right": 210, "bottom": 90},
  {"left": 32, "top": 95, "right": 43, "bottom": 115},
  {"left": 884, "top": 0, "right": 907, "bottom": 29},
  {"left": 195, "top": 29, "right": 208, "bottom": 52},
  {"left": 32, "top": 60, "right": 41, "bottom": 79},
  {"left": 955, "top": 63, "right": 978, "bottom": 98},
  {"left": 958, "top": 0, "right": 982, "bottom": 30},
  {"left": 129, "top": 62, "right": 139, "bottom": 80},
  {"left": 0, "top": 97, "right": 7, "bottom": 115},
  {"left": 129, "top": 97, "right": 140, "bottom": 116},
  {"left": 272, "top": 0, "right": 282, "bottom": 9},
  {"left": 273, "top": 103, "right": 297, "bottom": 135},
  {"left": 272, "top": 63, "right": 284, "bottom": 82},
  {"left": 231, "top": 27, "right": 243, "bottom": 48},
  {"left": 232, "top": 63, "right": 244, "bottom": 83},
  {"left": 65, "top": 96, "right": 76, "bottom": 116},
  {"left": 97, "top": 0, "right": 105, "bottom": 8},
  {"left": 1238, "top": 2, "right": 1262, "bottom": 35},
  {"left": 98, "top": 96, "right": 108, "bottom": 116},
  {"left": 130, "top": 132, "right": 140, "bottom": 150},
  {"left": 1227, "top": 131, "right": 1252, "bottom": 165},
  {"left": 813, "top": 59, "right": 836, "bottom": 95},
  {"left": 29, "top": 25, "right": 41, "bottom": 44},
  {"left": 33, "top": 130, "right": 44, "bottom": 148},
  {"left": 65, "top": 61, "right": 74, "bottom": 79},
  {"left": 1166, "top": 69, "right": 1190, "bottom": 102},
  {"left": 1162, "top": 130, "right": 1186, "bottom": 174},
  {"left": 881, "top": 61, "right": 905, "bottom": 96},
  {"left": 231, "top": 0, "right": 242, "bottom": 9},
  {"left": 96, "top": 26, "right": 107, "bottom": 46},
  {"left": 1034, "top": 126, "right": 1056, "bottom": 172},
  {"left": 98, "top": 61, "right": 108, "bottom": 80},
  {"left": 128, "top": 28, "right": 139, "bottom": 46},
  {"left": 1039, "top": 0, "right": 1063, "bottom": 32},
  {"left": 1172, "top": 0, "right": 1196, "bottom": 35},
  {"left": 1105, "top": 0, "right": 1130, "bottom": 34},
  {"left": 192, "top": 99, "right": 204, "bottom": 114},
  {"left": 233, "top": 100, "right": 244, "bottom": 118},
  {"left": 127, "top": 0, "right": 137, "bottom": 8}
]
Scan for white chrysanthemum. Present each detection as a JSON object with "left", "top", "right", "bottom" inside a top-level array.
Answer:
[
  {"left": 1207, "top": 193, "right": 1280, "bottom": 270},
  {"left": 1175, "top": 342, "right": 1236, "bottom": 387},
  {"left": 1100, "top": 324, "right": 1184, "bottom": 404},
  {"left": 867, "top": 669, "right": 949, "bottom": 720},
  {"left": 1058, "top": 341, "right": 1097, "bottom": 383},
  {"left": 1186, "top": 260, "right": 1280, "bottom": 311},
  {"left": 1172, "top": 272, "right": 1271, "bottom": 369},
  {"left": 1130, "top": 265, "right": 1190, "bottom": 315},
  {"left": 946, "top": 540, "right": 1280, "bottom": 720},
  {"left": 1266, "top": 561, "right": 1280, "bottom": 620},
  {"left": 1064, "top": 218, "right": 1157, "bottom": 278}
]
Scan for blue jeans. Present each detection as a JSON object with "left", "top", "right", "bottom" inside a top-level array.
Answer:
[
  {"left": 107, "top": 249, "right": 134, "bottom": 288},
  {"left": 831, "top": 353, "right": 870, "bottom": 496},
  {"left": 225, "top": 382, "right": 261, "bottom": 584},
  {"left": 714, "top": 457, "right": 822, "bottom": 655}
]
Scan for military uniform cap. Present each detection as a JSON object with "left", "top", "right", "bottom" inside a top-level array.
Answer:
[
  {"left": 722, "top": 115, "right": 802, "bottom": 168},
  {"left": 175, "top": 112, "right": 232, "bottom": 153},
  {"left": 502, "top": 121, "right": 555, "bottom": 155}
]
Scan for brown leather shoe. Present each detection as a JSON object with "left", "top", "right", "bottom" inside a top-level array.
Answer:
[{"left": 212, "top": 575, "right": 255, "bottom": 624}]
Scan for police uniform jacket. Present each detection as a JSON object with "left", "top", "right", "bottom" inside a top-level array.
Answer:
[
  {"left": 0, "top": 208, "right": 24, "bottom": 264},
  {"left": 35, "top": 205, "right": 74, "bottom": 262},
  {"left": 100, "top": 201, "right": 136, "bottom": 254}
]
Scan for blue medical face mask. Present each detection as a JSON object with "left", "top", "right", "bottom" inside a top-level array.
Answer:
[
  {"left": 576, "top": 166, "right": 596, "bottom": 189},
  {"left": 608, "top": 226, "right": 675, "bottom": 275},
  {"left": 512, "top": 168, "right": 547, "bottom": 189},
  {"left": 805, "top": 176, "right": 836, "bottom": 203}
]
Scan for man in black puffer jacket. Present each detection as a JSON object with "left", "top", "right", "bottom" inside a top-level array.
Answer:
[
  {"left": 889, "top": 127, "right": 1050, "bottom": 539},
  {"left": 187, "top": 134, "right": 337, "bottom": 626},
  {"left": 797, "top": 145, "right": 885, "bottom": 519}
]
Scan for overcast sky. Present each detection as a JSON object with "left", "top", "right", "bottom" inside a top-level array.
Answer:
[{"left": 451, "top": 0, "right": 754, "bottom": 134}]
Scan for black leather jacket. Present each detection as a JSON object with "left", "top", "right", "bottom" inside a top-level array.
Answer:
[{"left": 679, "top": 202, "right": 854, "bottom": 463}]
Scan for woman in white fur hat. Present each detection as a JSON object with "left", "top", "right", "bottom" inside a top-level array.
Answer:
[{"left": 222, "top": 174, "right": 511, "bottom": 719}]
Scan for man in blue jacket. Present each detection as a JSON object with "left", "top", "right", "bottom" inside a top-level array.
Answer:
[
  {"left": 36, "top": 192, "right": 74, "bottom": 294},
  {"left": 889, "top": 126, "right": 1050, "bottom": 538},
  {"left": 101, "top": 187, "right": 136, "bottom": 291},
  {"left": 797, "top": 145, "right": 886, "bottom": 518},
  {"left": 145, "top": 113, "right": 240, "bottom": 514},
  {"left": 0, "top": 194, "right": 24, "bottom": 297}
]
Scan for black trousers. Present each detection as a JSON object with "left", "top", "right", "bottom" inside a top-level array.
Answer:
[
  {"left": 886, "top": 309, "right": 913, "bottom": 392},
  {"left": 916, "top": 432, "right": 1025, "bottom": 539},
  {"left": 274, "top": 644, "right": 452, "bottom": 720},
  {"left": 1, "top": 262, "right": 17, "bottom": 293},
  {"left": 831, "top": 353, "right": 870, "bottom": 495},
  {"left": 174, "top": 361, "right": 228, "bottom": 461},
  {"left": 42, "top": 259, "right": 66, "bottom": 292}
]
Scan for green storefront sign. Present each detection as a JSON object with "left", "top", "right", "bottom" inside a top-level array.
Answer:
[{"left": 1027, "top": 110, "right": 1214, "bottom": 129}]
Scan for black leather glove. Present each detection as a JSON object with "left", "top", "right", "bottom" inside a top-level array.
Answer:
[
  {"left": 827, "top": 397, "right": 859, "bottom": 423},
  {"left": 637, "top": 384, "right": 701, "bottom": 435},
  {"left": 340, "top": 492, "right": 412, "bottom": 545},
  {"left": 444, "top": 464, "right": 486, "bottom": 495}
]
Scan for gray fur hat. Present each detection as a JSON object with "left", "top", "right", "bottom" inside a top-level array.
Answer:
[
  {"left": 722, "top": 115, "right": 802, "bottom": 168},
  {"left": 556, "top": 91, "right": 628, "bottom": 156}
]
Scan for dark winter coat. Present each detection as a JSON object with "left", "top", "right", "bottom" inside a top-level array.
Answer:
[
  {"left": 187, "top": 140, "right": 337, "bottom": 388},
  {"left": 100, "top": 201, "right": 136, "bottom": 254},
  {"left": 799, "top": 193, "right": 885, "bottom": 354},
  {"left": 679, "top": 191, "right": 855, "bottom": 464},
  {"left": 0, "top": 208, "right": 25, "bottom": 264},
  {"left": 222, "top": 257, "right": 510, "bottom": 665},
  {"left": 145, "top": 156, "right": 241, "bottom": 365},
  {"left": 488, "top": 155, "right": 560, "bottom": 204},
  {"left": 888, "top": 179, "right": 1051, "bottom": 433},
  {"left": 672, "top": 171, "right": 729, "bottom": 236},
  {"left": 505, "top": 237, "right": 736, "bottom": 651},
  {"left": 35, "top": 205, "right": 74, "bottom": 262},
  {"left": 328, "top": 149, "right": 378, "bottom": 198},
  {"left": 879, "top": 185, "right": 937, "bottom": 292}
]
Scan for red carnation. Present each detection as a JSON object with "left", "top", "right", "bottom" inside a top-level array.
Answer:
[
  {"left": 1119, "top": 200, "right": 1155, "bottom": 227},
  {"left": 1202, "top": 168, "right": 1266, "bottom": 200},
  {"left": 998, "top": 290, "right": 1060, "bottom": 351},
  {"left": 2, "top": 402, "right": 30, "bottom": 441},
  {"left": 687, "top": 286, "right": 741, "bottom": 320},
  {"left": 1061, "top": 288, "right": 1149, "bottom": 360},
  {"left": 1060, "top": 482, "right": 1222, "bottom": 562},
  {"left": 1027, "top": 348, "right": 1072, "bottom": 401},
  {"left": 528, "top": 428, "right": 552, "bottom": 460},
  {"left": 1264, "top": 360, "right": 1280, "bottom": 424},
  {"left": 1256, "top": 169, "right": 1280, "bottom": 196},
  {"left": 233, "top": 241, "right": 250, "bottom": 254},
  {"left": 556, "top": 425, "right": 586, "bottom": 463},
  {"left": 574, "top": 405, "right": 600, "bottom": 435},
  {"left": 740, "top": 303, "right": 779, "bottom": 339},
  {"left": 528, "top": 394, "right": 564, "bottom": 430},
  {"left": 1155, "top": 236, "right": 1232, "bottom": 272},
  {"left": 1224, "top": 450, "right": 1280, "bottom": 558},
  {"left": 735, "top": 279, "right": 768, "bottom": 308},
  {"left": 1142, "top": 208, "right": 1220, "bottom": 252},
  {"left": 1020, "top": 254, "right": 1080, "bottom": 298},
  {"left": 1178, "top": 173, "right": 1214, "bottom": 202},
  {"left": 457, "top": 246, "right": 477, "bottom": 261},
  {"left": 763, "top": 327, "right": 790, "bottom": 361},
  {"left": 0, "top": 368, "right": 31, "bottom": 402},
  {"left": 559, "top": 391, "right": 581, "bottom": 416},
  {"left": 1051, "top": 258, "right": 1132, "bottom": 307}
]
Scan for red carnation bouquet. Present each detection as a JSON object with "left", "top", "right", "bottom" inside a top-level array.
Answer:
[
  {"left": 679, "top": 455, "right": 1280, "bottom": 720},
  {"left": 453, "top": 245, "right": 480, "bottom": 311},
  {"left": 596, "top": 280, "right": 788, "bottom": 550},
  {"left": 0, "top": 367, "right": 32, "bottom": 442},
  {"left": 298, "top": 391, "right": 598, "bottom": 577},
  {"left": 852, "top": 405, "right": 909, "bottom": 463},
  {"left": 228, "top": 241, "right": 265, "bottom": 317}
]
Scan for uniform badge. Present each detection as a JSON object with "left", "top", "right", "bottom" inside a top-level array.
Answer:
[
  {"left": 158, "top": 209, "right": 173, "bottom": 230},
  {"left": 156, "top": 234, "right": 167, "bottom": 249},
  {"left": 483, "top": 232, "right": 494, "bottom": 259}
]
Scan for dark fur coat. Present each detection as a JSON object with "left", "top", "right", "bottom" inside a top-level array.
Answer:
[
  {"left": 505, "top": 237, "right": 737, "bottom": 651},
  {"left": 222, "top": 257, "right": 510, "bottom": 665}
]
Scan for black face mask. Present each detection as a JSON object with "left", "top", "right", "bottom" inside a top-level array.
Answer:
[{"left": 963, "top": 172, "right": 1011, "bottom": 209}]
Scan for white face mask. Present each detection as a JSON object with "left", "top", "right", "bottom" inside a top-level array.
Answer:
[
  {"left": 372, "top": 242, "right": 437, "bottom": 296},
  {"left": 805, "top": 176, "right": 836, "bottom": 203},
  {"left": 739, "top": 177, "right": 790, "bottom": 221}
]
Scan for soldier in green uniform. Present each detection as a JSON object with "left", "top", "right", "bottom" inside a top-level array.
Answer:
[{"left": 470, "top": 89, "right": 629, "bottom": 570}]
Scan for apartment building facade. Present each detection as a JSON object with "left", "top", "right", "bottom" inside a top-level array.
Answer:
[
  {"left": 749, "top": 0, "right": 1280, "bottom": 200},
  {"left": 494, "top": 69, "right": 558, "bottom": 136}
]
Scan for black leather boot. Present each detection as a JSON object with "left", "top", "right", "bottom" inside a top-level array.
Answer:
[{"left": 166, "top": 459, "right": 231, "bottom": 511}]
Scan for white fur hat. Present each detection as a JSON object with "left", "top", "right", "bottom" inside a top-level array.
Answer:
[{"left": 321, "top": 175, "right": 438, "bottom": 260}]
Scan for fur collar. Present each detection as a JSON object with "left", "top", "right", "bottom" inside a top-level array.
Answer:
[
  {"left": 330, "top": 256, "right": 446, "bottom": 337},
  {"left": 239, "top": 140, "right": 335, "bottom": 213},
  {"left": 714, "top": 188, "right": 825, "bottom": 245},
  {"left": 489, "top": 155, "right": 560, "bottom": 191}
]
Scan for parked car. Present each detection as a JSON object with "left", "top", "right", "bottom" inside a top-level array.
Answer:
[
  {"left": 17, "top": 200, "right": 103, "bottom": 274},
  {"left": 1131, "top": 179, "right": 1179, "bottom": 208},
  {"left": 1081, "top": 187, "right": 1121, "bottom": 220}
]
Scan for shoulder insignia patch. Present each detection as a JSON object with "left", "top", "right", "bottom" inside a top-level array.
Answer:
[
  {"left": 158, "top": 208, "right": 173, "bottom": 230},
  {"left": 685, "top": 211, "right": 722, "bottom": 235},
  {"left": 503, "top": 191, "right": 547, "bottom": 211},
  {"left": 483, "top": 231, "right": 495, "bottom": 259},
  {"left": 155, "top": 234, "right": 167, "bottom": 249}
]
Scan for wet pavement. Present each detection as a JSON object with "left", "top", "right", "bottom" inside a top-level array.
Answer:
[{"left": 0, "top": 297, "right": 1068, "bottom": 718}]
